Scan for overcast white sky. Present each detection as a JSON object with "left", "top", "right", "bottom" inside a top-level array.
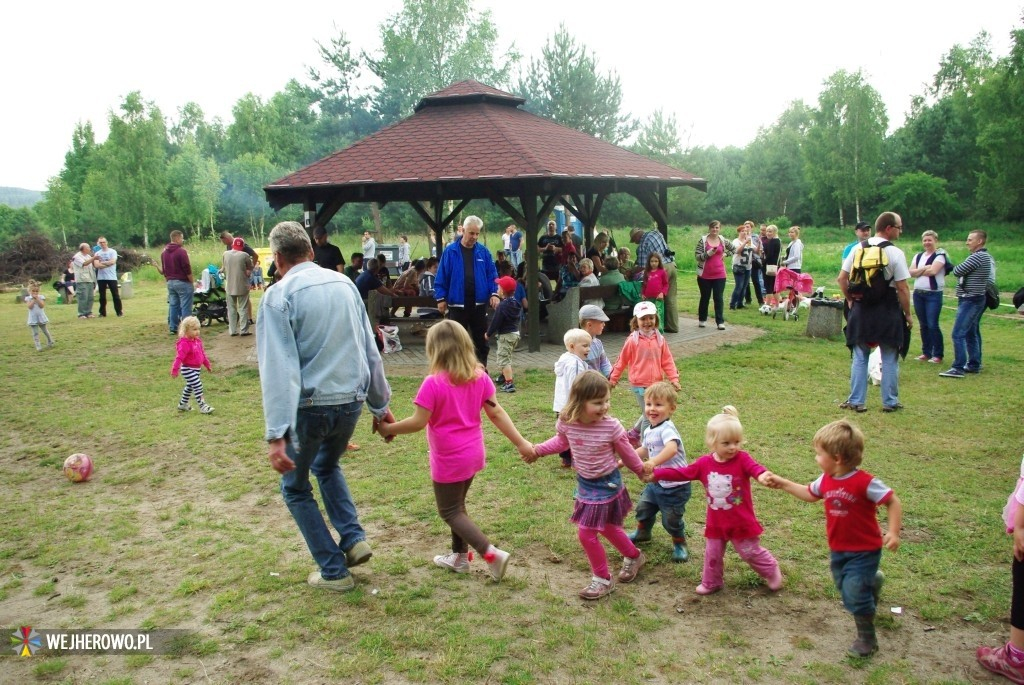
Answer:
[{"left": 2, "top": 1, "right": 1021, "bottom": 190}]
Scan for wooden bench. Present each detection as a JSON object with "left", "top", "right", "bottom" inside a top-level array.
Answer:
[
  {"left": 366, "top": 291, "right": 443, "bottom": 342},
  {"left": 546, "top": 284, "right": 633, "bottom": 342}
]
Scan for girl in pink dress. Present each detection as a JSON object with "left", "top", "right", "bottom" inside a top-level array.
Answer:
[
  {"left": 377, "top": 320, "right": 532, "bottom": 583},
  {"left": 651, "top": 405, "right": 783, "bottom": 595},
  {"left": 526, "top": 371, "right": 648, "bottom": 600}
]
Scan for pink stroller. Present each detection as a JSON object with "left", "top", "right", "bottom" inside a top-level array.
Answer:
[{"left": 771, "top": 268, "right": 814, "bottom": 320}]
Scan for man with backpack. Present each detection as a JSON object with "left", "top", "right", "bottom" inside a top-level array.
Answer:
[{"left": 837, "top": 212, "right": 913, "bottom": 413}]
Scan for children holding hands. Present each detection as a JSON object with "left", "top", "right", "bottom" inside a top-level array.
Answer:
[
  {"left": 650, "top": 406, "right": 783, "bottom": 595},
  {"left": 610, "top": 301, "right": 680, "bottom": 444},
  {"left": 524, "top": 371, "right": 648, "bottom": 600},
  {"left": 765, "top": 419, "right": 901, "bottom": 658},
  {"left": 376, "top": 320, "right": 532, "bottom": 583},
  {"left": 629, "top": 382, "right": 692, "bottom": 562},
  {"left": 552, "top": 328, "right": 592, "bottom": 468}
]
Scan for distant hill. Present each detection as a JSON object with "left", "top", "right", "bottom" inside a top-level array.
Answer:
[{"left": 0, "top": 187, "right": 43, "bottom": 208}]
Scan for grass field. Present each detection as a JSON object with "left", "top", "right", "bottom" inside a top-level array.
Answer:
[{"left": 1, "top": 224, "right": 1022, "bottom": 684}]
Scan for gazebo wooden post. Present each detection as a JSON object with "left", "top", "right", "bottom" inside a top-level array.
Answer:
[{"left": 521, "top": 196, "right": 541, "bottom": 352}]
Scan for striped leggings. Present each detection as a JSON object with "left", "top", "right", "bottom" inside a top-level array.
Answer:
[{"left": 179, "top": 366, "right": 206, "bottom": 405}]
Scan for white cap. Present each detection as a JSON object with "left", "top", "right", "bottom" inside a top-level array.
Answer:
[{"left": 633, "top": 301, "right": 657, "bottom": 318}]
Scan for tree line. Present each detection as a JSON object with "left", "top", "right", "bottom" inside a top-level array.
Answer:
[{"left": 2, "top": 1, "right": 1022, "bottom": 249}]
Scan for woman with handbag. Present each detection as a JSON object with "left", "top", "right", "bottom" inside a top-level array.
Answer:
[{"left": 761, "top": 225, "right": 782, "bottom": 296}]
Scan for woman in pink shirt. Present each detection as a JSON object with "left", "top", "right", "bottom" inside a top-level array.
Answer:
[
  {"left": 378, "top": 320, "right": 532, "bottom": 583},
  {"left": 694, "top": 220, "right": 736, "bottom": 330}
]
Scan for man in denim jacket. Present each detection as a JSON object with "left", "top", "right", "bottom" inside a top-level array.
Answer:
[{"left": 257, "top": 221, "right": 394, "bottom": 593}]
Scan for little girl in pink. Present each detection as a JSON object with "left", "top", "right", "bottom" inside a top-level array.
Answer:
[
  {"left": 650, "top": 405, "right": 782, "bottom": 595},
  {"left": 377, "top": 320, "right": 531, "bottom": 583},
  {"left": 525, "top": 371, "right": 647, "bottom": 600}
]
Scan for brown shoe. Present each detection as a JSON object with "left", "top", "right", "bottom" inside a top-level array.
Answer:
[
  {"left": 579, "top": 576, "right": 614, "bottom": 600},
  {"left": 617, "top": 550, "right": 646, "bottom": 583},
  {"left": 347, "top": 442, "right": 360, "bottom": 452}
]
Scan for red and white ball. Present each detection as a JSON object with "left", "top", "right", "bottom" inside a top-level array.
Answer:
[{"left": 63, "top": 453, "right": 94, "bottom": 482}]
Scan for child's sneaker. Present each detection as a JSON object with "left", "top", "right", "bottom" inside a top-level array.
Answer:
[
  {"left": 178, "top": 403, "right": 193, "bottom": 412},
  {"left": 499, "top": 381, "right": 516, "bottom": 393},
  {"left": 433, "top": 551, "right": 470, "bottom": 574},
  {"left": 483, "top": 545, "right": 509, "bottom": 582},
  {"left": 695, "top": 583, "right": 722, "bottom": 595},
  {"left": 579, "top": 575, "right": 614, "bottom": 600},
  {"left": 672, "top": 541, "right": 689, "bottom": 563},
  {"left": 977, "top": 644, "right": 1024, "bottom": 684},
  {"left": 766, "top": 566, "right": 784, "bottom": 591},
  {"left": 617, "top": 550, "right": 646, "bottom": 583},
  {"left": 199, "top": 403, "right": 214, "bottom": 414}
]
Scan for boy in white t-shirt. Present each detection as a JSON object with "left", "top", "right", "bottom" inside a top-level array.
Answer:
[{"left": 628, "top": 382, "right": 691, "bottom": 562}]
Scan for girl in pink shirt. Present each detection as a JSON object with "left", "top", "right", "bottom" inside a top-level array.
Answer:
[
  {"left": 171, "top": 316, "right": 214, "bottom": 414},
  {"left": 651, "top": 405, "right": 782, "bottom": 595},
  {"left": 377, "top": 320, "right": 531, "bottom": 583},
  {"left": 526, "top": 371, "right": 648, "bottom": 600},
  {"left": 609, "top": 301, "right": 680, "bottom": 442}
]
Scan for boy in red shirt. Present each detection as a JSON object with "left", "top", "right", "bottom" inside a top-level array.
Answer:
[{"left": 767, "top": 420, "right": 902, "bottom": 658}]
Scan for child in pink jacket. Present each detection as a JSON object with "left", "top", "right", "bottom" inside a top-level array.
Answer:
[
  {"left": 171, "top": 315, "right": 214, "bottom": 414},
  {"left": 609, "top": 301, "right": 680, "bottom": 441}
]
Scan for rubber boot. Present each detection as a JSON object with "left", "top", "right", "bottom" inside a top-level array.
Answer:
[
  {"left": 849, "top": 614, "right": 878, "bottom": 657},
  {"left": 628, "top": 521, "right": 652, "bottom": 543},
  {"left": 672, "top": 537, "right": 689, "bottom": 562}
]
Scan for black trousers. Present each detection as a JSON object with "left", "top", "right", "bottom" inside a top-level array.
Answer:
[
  {"left": 448, "top": 303, "right": 489, "bottom": 367},
  {"left": 98, "top": 279, "right": 122, "bottom": 316}
]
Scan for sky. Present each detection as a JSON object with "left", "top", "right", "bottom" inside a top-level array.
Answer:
[{"left": 2, "top": 0, "right": 1021, "bottom": 191}]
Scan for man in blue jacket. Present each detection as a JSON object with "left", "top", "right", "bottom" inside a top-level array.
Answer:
[{"left": 435, "top": 215, "right": 499, "bottom": 366}]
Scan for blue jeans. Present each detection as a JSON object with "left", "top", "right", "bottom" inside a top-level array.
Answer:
[
  {"left": 830, "top": 549, "right": 882, "bottom": 615},
  {"left": 730, "top": 269, "right": 751, "bottom": 309},
  {"left": 280, "top": 402, "right": 365, "bottom": 579},
  {"left": 913, "top": 290, "right": 944, "bottom": 359},
  {"left": 634, "top": 482, "right": 692, "bottom": 539},
  {"left": 848, "top": 343, "right": 900, "bottom": 408},
  {"left": 167, "top": 280, "right": 194, "bottom": 333},
  {"left": 950, "top": 294, "right": 986, "bottom": 372}
]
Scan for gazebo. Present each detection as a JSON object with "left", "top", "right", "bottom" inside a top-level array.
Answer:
[{"left": 264, "top": 80, "right": 706, "bottom": 351}]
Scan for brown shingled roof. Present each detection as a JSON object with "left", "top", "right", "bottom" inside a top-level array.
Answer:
[{"left": 264, "top": 80, "right": 705, "bottom": 210}]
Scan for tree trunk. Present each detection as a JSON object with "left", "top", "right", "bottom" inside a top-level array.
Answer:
[{"left": 371, "top": 202, "right": 382, "bottom": 234}]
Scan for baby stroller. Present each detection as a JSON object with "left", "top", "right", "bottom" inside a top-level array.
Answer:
[
  {"left": 770, "top": 268, "right": 814, "bottom": 320},
  {"left": 193, "top": 264, "right": 228, "bottom": 327}
]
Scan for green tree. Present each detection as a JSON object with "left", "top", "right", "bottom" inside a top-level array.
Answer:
[
  {"left": 0, "top": 205, "right": 42, "bottom": 247},
  {"left": 306, "top": 30, "right": 382, "bottom": 157},
  {"left": 882, "top": 172, "right": 962, "bottom": 227},
  {"left": 78, "top": 91, "right": 170, "bottom": 247},
  {"left": 59, "top": 121, "right": 96, "bottom": 215},
  {"left": 974, "top": 20, "right": 1024, "bottom": 219},
  {"left": 221, "top": 153, "right": 285, "bottom": 244},
  {"left": 739, "top": 101, "right": 813, "bottom": 223},
  {"left": 167, "top": 141, "right": 222, "bottom": 238},
  {"left": 365, "top": 0, "right": 518, "bottom": 124},
  {"left": 38, "top": 176, "right": 76, "bottom": 248},
  {"left": 803, "top": 69, "right": 887, "bottom": 225},
  {"left": 170, "top": 101, "right": 226, "bottom": 162},
  {"left": 518, "top": 25, "right": 636, "bottom": 143}
]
